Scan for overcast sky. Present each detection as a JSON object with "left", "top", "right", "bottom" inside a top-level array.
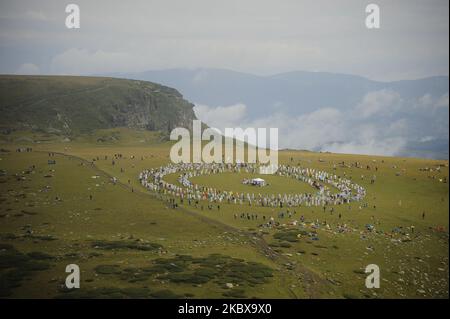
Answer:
[{"left": 0, "top": 0, "right": 448, "bottom": 81}]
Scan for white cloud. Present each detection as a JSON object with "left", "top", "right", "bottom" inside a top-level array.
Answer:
[
  {"left": 412, "top": 93, "right": 449, "bottom": 115},
  {"left": 277, "top": 108, "right": 346, "bottom": 150},
  {"left": 193, "top": 103, "right": 247, "bottom": 128},
  {"left": 194, "top": 90, "right": 448, "bottom": 157},
  {"left": 355, "top": 89, "right": 402, "bottom": 118},
  {"left": 50, "top": 48, "right": 131, "bottom": 75},
  {"left": 15, "top": 63, "right": 40, "bottom": 75},
  {"left": 417, "top": 93, "right": 434, "bottom": 108},
  {"left": 322, "top": 138, "right": 407, "bottom": 157},
  {"left": 386, "top": 119, "right": 409, "bottom": 136},
  {"left": 420, "top": 136, "right": 435, "bottom": 143},
  {"left": 436, "top": 93, "right": 449, "bottom": 108}
]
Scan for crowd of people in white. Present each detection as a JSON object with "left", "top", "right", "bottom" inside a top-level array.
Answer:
[{"left": 139, "top": 163, "right": 366, "bottom": 208}]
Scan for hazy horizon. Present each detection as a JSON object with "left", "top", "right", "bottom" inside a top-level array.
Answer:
[
  {"left": 0, "top": 0, "right": 448, "bottom": 159},
  {"left": 0, "top": 0, "right": 448, "bottom": 81},
  {"left": 1, "top": 67, "right": 450, "bottom": 83}
]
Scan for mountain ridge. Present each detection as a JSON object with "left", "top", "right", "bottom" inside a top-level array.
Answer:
[
  {"left": 0, "top": 75, "right": 197, "bottom": 136},
  {"left": 102, "top": 68, "right": 449, "bottom": 159},
  {"left": 105, "top": 68, "right": 449, "bottom": 114}
]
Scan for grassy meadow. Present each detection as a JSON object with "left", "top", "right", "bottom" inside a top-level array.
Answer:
[{"left": 0, "top": 128, "right": 448, "bottom": 298}]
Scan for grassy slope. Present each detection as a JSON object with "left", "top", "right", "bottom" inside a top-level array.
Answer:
[
  {"left": 0, "top": 75, "right": 195, "bottom": 135},
  {"left": 0, "top": 128, "right": 448, "bottom": 298}
]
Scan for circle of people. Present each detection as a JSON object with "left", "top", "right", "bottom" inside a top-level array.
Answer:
[{"left": 139, "top": 163, "right": 366, "bottom": 208}]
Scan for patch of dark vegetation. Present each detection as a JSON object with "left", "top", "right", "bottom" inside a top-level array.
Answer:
[
  {"left": 278, "top": 242, "right": 292, "bottom": 248},
  {"left": 92, "top": 254, "right": 273, "bottom": 298},
  {"left": 120, "top": 268, "right": 153, "bottom": 283},
  {"left": 0, "top": 233, "right": 19, "bottom": 240},
  {"left": 116, "top": 255, "right": 193, "bottom": 284},
  {"left": 92, "top": 240, "right": 163, "bottom": 252},
  {"left": 56, "top": 286, "right": 181, "bottom": 299},
  {"left": 0, "top": 244, "right": 53, "bottom": 297},
  {"left": 298, "top": 230, "right": 309, "bottom": 236},
  {"left": 343, "top": 293, "right": 359, "bottom": 299},
  {"left": 150, "top": 289, "right": 182, "bottom": 299},
  {"left": 24, "top": 234, "right": 57, "bottom": 241},
  {"left": 94, "top": 265, "right": 121, "bottom": 275},
  {"left": 26, "top": 251, "right": 54, "bottom": 260},
  {"left": 161, "top": 272, "right": 210, "bottom": 285},
  {"left": 157, "top": 254, "right": 273, "bottom": 290},
  {"left": 326, "top": 278, "right": 342, "bottom": 286},
  {"left": 353, "top": 269, "right": 366, "bottom": 275},
  {"left": 64, "top": 252, "right": 82, "bottom": 258},
  {"left": 21, "top": 210, "right": 38, "bottom": 216},
  {"left": 222, "top": 288, "right": 247, "bottom": 298},
  {"left": 118, "top": 261, "right": 188, "bottom": 283},
  {"left": 269, "top": 241, "right": 292, "bottom": 248},
  {"left": 273, "top": 230, "right": 300, "bottom": 243}
]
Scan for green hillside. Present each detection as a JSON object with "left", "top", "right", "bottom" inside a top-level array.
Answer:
[
  {"left": 0, "top": 75, "right": 196, "bottom": 136},
  {"left": 0, "top": 76, "right": 448, "bottom": 299},
  {"left": 0, "top": 129, "right": 448, "bottom": 299}
]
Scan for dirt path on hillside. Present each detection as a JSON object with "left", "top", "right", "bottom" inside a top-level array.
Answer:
[
  {"left": 40, "top": 150, "right": 329, "bottom": 298},
  {"left": 11, "top": 85, "right": 111, "bottom": 110}
]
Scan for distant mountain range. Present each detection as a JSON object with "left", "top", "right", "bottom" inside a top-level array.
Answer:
[
  {"left": 106, "top": 68, "right": 449, "bottom": 159},
  {"left": 106, "top": 68, "right": 448, "bottom": 117},
  {"left": 0, "top": 70, "right": 448, "bottom": 159}
]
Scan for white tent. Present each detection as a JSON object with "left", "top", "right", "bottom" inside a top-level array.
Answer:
[{"left": 251, "top": 178, "right": 266, "bottom": 186}]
